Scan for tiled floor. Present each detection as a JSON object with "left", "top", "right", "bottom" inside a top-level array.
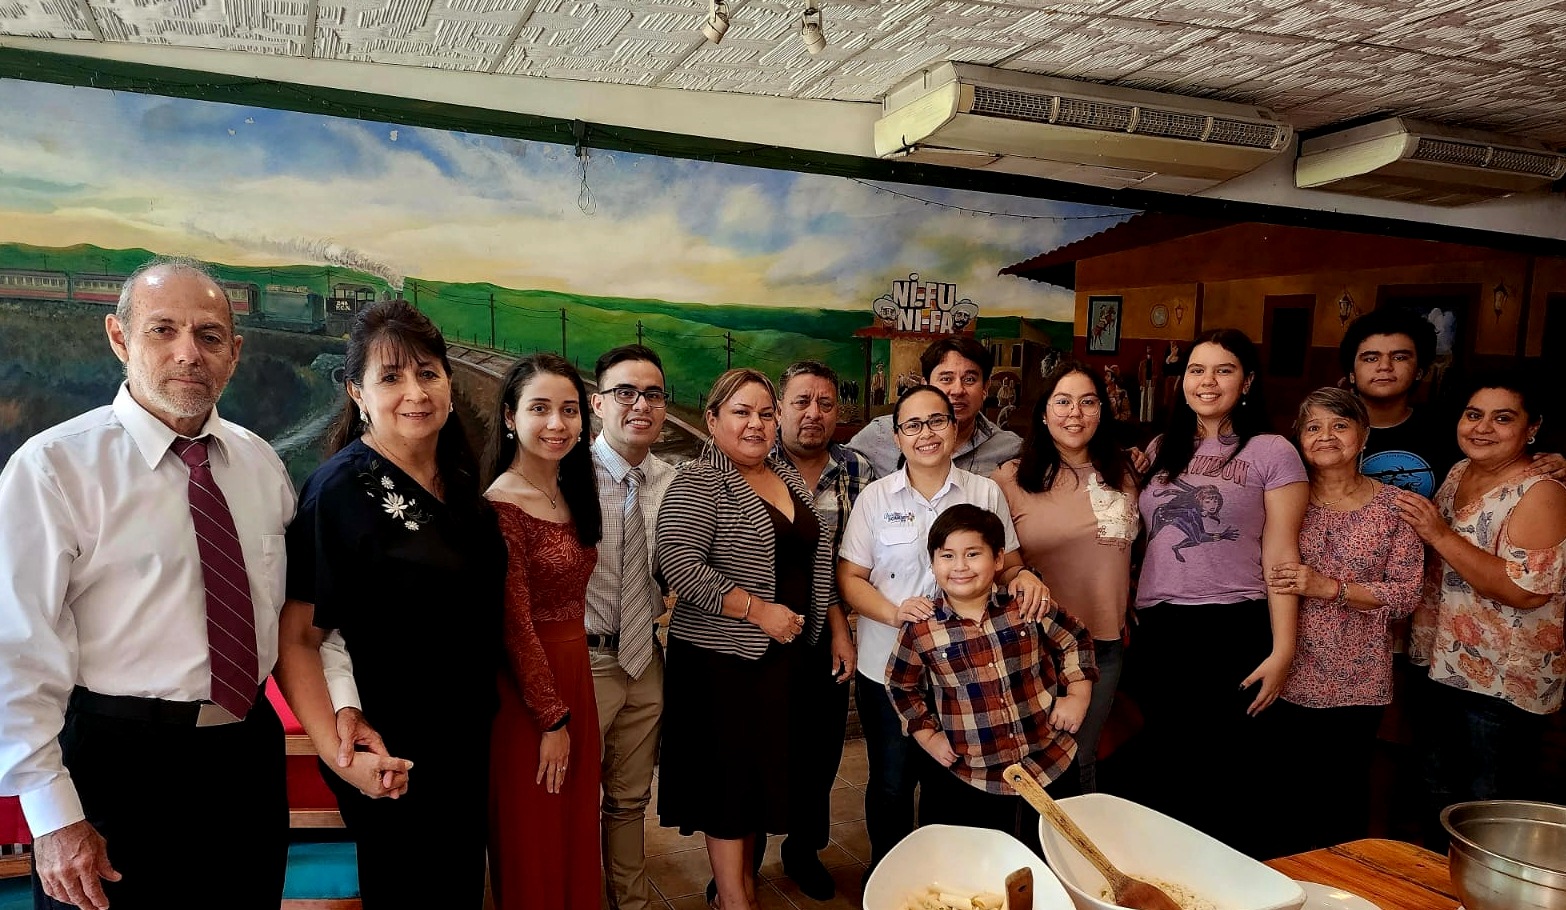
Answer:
[{"left": 643, "top": 738, "right": 872, "bottom": 910}]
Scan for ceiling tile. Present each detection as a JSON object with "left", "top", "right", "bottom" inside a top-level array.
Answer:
[
  {"left": 82, "top": 0, "right": 309, "bottom": 51},
  {"left": 0, "top": 0, "right": 101, "bottom": 39}
]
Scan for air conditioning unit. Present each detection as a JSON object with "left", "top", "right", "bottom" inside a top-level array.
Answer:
[
  {"left": 1296, "top": 118, "right": 1566, "bottom": 206},
  {"left": 873, "top": 62, "right": 1292, "bottom": 194}
]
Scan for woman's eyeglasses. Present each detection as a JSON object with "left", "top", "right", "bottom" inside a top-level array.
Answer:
[
  {"left": 896, "top": 414, "right": 953, "bottom": 436},
  {"left": 606, "top": 386, "right": 670, "bottom": 408},
  {"left": 1048, "top": 396, "right": 1102, "bottom": 416}
]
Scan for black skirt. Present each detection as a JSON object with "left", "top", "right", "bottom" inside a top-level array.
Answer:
[{"left": 658, "top": 634, "right": 800, "bottom": 838}]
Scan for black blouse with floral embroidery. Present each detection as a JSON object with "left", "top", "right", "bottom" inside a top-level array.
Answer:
[{"left": 286, "top": 437, "right": 506, "bottom": 752}]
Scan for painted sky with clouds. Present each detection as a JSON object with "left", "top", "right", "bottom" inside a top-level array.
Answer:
[{"left": 0, "top": 78, "right": 1134, "bottom": 321}]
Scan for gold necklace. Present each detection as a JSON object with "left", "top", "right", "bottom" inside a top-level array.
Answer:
[
  {"left": 512, "top": 468, "right": 561, "bottom": 509},
  {"left": 1312, "top": 476, "right": 1365, "bottom": 508}
]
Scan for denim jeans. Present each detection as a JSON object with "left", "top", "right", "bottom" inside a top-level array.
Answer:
[
  {"left": 856, "top": 671, "right": 926, "bottom": 870},
  {"left": 1076, "top": 638, "right": 1123, "bottom": 793},
  {"left": 1420, "top": 677, "right": 1548, "bottom": 849}
]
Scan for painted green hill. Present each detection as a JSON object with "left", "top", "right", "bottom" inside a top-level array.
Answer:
[{"left": 0, "top": 242, "right": 1070, "bottom": 404}]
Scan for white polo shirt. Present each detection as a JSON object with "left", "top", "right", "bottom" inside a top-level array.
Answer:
[{"left": 838, "top": 465, "right": 1018, "bottom": 685}]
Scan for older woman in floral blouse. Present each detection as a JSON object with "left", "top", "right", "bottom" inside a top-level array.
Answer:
[
  {"left": 1266, "top": 388, "right": 1422, "bottom": 855},
  {"left": 1397, "top": 371, "right": 1566, "bottom": 848}
]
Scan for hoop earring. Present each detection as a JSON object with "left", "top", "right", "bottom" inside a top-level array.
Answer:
[{"left": 1528, "top": 434, "right": 1537, "bottom": 445}]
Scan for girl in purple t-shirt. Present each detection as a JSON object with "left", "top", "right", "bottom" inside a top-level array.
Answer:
[{"left": 1131, "top": 329, "right": 1308, "bottom": 858}]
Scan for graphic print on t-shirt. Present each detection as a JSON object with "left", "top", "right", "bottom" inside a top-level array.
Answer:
[
  {"left": 1085, "top": 474, "right": 1137, "bottom": 547},
  {"left": 1361, "top": 449, "right": 1436, "bottom": 498},
  {"left": 1148, "top": 476, "right": 1241, "bottom": 562}
]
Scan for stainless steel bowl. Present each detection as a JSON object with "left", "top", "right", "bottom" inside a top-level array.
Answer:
[{"left": 1443, "top": 800, "right": 1566, "bottom": 910}]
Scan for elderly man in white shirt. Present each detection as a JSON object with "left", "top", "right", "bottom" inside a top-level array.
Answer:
[{"left": 0, "top": 258, "right": 298, "bottom": 910}]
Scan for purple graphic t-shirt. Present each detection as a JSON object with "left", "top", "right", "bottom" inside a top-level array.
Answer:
[{"left": 1136, "top": 433, "right": 1307, "bottom": 607}]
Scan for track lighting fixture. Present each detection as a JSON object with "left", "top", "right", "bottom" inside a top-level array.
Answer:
[
  {"left": 800, "top": 6, "right": 825, "bottom": 54},
  {"left": 701, "top": 0, "right": 730, "bottom": 43}
]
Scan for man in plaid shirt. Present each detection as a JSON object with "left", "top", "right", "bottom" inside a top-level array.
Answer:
[{"left": 885, "top": 503, "right": 1096, "bottom": 853}]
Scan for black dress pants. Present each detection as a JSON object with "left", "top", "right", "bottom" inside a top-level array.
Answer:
[
  {"left": 34, "top": 696, "right": 288, "bottom": 910},
  {"left": 782, "top": 635, "right": 852, "bottom": 858}
]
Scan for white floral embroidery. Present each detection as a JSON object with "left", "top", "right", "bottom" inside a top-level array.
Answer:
[
  {"left": 380, "top": 476, "right": 396, "bottom": 490},
  {"left": 404, "top": 520, "right": 420, "bottom": 531},
  {"left": 382, "top": 492, "right": 408, "bottom": 519}
]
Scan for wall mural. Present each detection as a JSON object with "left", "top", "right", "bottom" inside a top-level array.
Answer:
[{"left": 0, "top": 77, "right": 1136, "bottom": 481}]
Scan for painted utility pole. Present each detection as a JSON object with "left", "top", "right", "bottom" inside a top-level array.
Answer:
[
  {"left": 489, "top": 292, "right": 497, "bottom": 349},
  {"left": 560, "top": 308, "right": 568, "bottom": 358},
  {"left": 637, "top": 320, "right": 644, "bottom": 346},
  {"left": 725, "top": 331, "right": 734, "bottom": 369}
]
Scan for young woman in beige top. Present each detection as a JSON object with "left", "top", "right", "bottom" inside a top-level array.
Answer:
[{"left": 994, "top": 361, "right": 1139, "bottom": 792}]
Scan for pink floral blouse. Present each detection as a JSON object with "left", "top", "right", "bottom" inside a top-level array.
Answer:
[
  {"left": 1410, "top": 461, "right": 1566, "bottom": 715},
  {"left": 1281, "top": 484, "right": 1424, "bottom": 708}
]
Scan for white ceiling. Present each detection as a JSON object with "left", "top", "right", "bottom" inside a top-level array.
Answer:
[{"left": 3, "top": 0, "right": 1565, "bottom": 146}]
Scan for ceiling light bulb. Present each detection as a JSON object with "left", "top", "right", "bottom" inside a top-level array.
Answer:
[
  {"left": 800, "top": 7, "right": 825, "bottom": 54},
  {"left": 702, "top": 0, "right": 730, "bottom": 43}
]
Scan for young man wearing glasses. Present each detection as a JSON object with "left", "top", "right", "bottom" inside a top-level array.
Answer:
[
  {"left": 847, "top": 337, "right": 1022, "bottom": 479},
  {"left": 586, "top": 344, "right": 676, "bottom": 910}
]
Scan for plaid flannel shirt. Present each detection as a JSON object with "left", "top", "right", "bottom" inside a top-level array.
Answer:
[
  {"left": 773, "top": 442, "right": 874, "bottom": 552},
  {"left": 885, "top": 591, "right": 1097, "bottom": 794}
]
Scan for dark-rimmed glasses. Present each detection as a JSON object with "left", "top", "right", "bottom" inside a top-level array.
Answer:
[
  {"left": 897, "top": 414, "right": 952, "bottom": 436},
  {"left": 605, "top": 386, "right": 670, "bottom": 408}
]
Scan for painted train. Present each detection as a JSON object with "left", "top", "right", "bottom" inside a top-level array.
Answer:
[{"left": 0, "top": 268, "right": 380, "bottom": 337}]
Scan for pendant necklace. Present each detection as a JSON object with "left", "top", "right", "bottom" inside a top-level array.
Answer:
[{"left": 514, "top": 469, "right": 561, "bottom": 509}]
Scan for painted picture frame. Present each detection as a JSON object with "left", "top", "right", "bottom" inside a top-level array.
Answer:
[{"left": 1087, "top": 295, "right": 1122, "bottom": 355}]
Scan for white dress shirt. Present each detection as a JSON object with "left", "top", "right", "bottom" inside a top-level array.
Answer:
[
  {"left": 837, "top": 465, "right": 1018, "bottom": 685},
  {"left": 0, "top": 385, "right": 296, "bottom": 836}
]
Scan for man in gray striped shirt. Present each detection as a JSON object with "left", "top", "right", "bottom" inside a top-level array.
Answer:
[{"left": 585, "top": 344, "right": 676, "bottom": 910}]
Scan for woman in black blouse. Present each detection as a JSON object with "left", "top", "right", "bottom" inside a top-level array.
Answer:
[
  {"left": 275, "top": 300, "right": 505, "bottom": 908},
  {"left": 655, "top": 368, "right": 840, "bottom": 910}
]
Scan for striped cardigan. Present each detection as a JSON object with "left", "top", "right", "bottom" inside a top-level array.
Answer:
[{"left": 654, "top": 443, "right": 840, "bottom": 660}]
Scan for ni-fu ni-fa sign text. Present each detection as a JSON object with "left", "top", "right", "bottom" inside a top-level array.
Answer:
[{"left": 873, "top": 273, "right": 980, "bottom": 335}]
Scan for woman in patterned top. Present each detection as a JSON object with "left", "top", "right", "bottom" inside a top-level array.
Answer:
[
  {"left": 1398, "top": 371, "right": 1566, "bottom": 848},
  {"left": 484, "top": 353, "right": 604, "bottom": 910},
  {"left": 1265, "top": 387, "right": 1422, "bottom": 855}
]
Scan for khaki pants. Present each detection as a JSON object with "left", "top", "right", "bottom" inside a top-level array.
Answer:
[{"left": 592, "top": 646, "right": 665, "bottom": 910}]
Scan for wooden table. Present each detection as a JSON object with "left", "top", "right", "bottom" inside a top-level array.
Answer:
[{"left": 1266, "top": 839, "right": 1460, "bottom": 910}]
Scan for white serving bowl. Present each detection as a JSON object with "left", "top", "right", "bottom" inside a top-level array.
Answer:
[
  {"left": 1036, "top": 794, "right": 1306, "bottom": 910},
  {"left": 864, "top": 824, "right": 1076, "bottom": 910}
]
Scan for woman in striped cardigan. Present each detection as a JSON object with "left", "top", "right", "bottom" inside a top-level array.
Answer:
[{"left": 655, "top": 368, "right": 841, "bottom": 910}]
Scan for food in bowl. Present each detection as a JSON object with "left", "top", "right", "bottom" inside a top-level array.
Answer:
[
  {"left": 901, "top": 886, "right": 1007, "bottom": 910},
  {"left": 1098, "top": 879, "right": 1215, "bottom": 910}
]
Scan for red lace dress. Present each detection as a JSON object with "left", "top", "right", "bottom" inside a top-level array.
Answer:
[{"left": 489, "top": 502, "right": 601, "bottom": 910}]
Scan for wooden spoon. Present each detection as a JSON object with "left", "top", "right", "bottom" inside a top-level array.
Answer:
[{"left": 1002, "top": 764, "right": 1182, "bottom": 910}]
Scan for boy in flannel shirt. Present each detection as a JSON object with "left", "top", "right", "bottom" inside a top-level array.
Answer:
[{"left": 885, "top": 503, "right": 1096, "bottom": 854}]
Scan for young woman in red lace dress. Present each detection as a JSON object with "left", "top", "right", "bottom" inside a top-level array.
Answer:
[{"left": 484, "top": 353, "right": 604, "bottom": 910}]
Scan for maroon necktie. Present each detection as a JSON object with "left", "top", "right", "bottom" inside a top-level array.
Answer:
[{"left": 172, "top": 437, "right": 259, "bottom": 720}]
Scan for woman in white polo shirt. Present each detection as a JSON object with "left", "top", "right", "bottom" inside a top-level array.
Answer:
[{"left": 839, "top": 385, "right": 1049, "bottom": 872}]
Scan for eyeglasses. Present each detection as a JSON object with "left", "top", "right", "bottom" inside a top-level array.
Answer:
[
  {"left": 605, "top": 386, "right": 670, "bottom": 408},
  {"left": 1048, "top": 396, "right": 1102, "bottom": 416},
  {"left": 896, "top": 414, "right": 953, "bottom": 436}
]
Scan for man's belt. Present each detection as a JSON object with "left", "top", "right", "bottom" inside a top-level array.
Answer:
[{"left": 68, "top": 685, "right": 259, "bottom": 727}]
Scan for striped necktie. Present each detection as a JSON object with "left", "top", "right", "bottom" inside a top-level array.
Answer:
[
  {"left": 172, "top": 437, "right": 259, "bottom": 720},
  {"left": 618, "top": 466, "right": 656, "bottom": 679}
]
